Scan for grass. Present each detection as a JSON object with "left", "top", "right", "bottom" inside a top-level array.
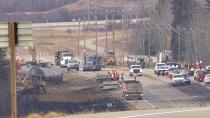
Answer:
[{"left": 26, "top": 112, "right": 65, "bottom": 118}]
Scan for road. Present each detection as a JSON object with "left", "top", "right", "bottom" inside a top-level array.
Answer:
[
  {"left": 61, "top": 107, "right": 210, "bottom": 118},
  {"left": 79, "top": 36, "right": 107, "bottom": 55},
  {"left": 19, "top": 67, "right": 210, "bottom": 116},
  {"left": 15, "top": 64, "right": 210, "bottom": 118},
  {"left": 79, "top": 35, "right": 122, "bottom": 57}
]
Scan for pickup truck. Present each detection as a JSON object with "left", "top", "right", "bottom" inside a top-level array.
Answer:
[
  {"left": 129, "top": 65, "right": 143, "bottom": 76},
  {"left": 67, "top": 60, "right": 80, "bottom": 71},
  {"left": 121, "top": 79, "right": 143, "bottom": 100},
  {"left": 154, "top": 63, "right": 169, "bottom": 76}
]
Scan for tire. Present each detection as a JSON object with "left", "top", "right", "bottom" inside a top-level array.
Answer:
[
  {"left": 67, "top": 68, "right": 70, "bottom": 71},
  {"left": 138, "top": 96, "right": 143, "bottom": 100}
]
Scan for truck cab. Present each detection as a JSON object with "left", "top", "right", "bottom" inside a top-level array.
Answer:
[
  {"left": 83, "top": 55, "right": 103, "bottom": 71},
  {"left": 60, "top": 52, "right": 72, "bottom": 67},
  {"left": 105, "top": 51, "right": 117, "bottom": 66},
  {"left": 129, "top": 65, "right": 143, "bottom": 76}
]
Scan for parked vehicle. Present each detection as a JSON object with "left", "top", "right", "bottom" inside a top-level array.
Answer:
[
  {"left": 171, "top": 74, "right": 190, "bottom": 86},
  {"left": 194, "top": 69, "right": 205, "bottom": 82},
  {"left": 60, "top": 52, "right": 73, "bottom": 68},
  {"left": 67, "top": 60, "right": 79, "bottom": 71},
  {"left": 183, "top": 73, "right": 191, "bottom": 85},
  {"left": 121, "top": 79, "right": 143, "bottom": 100},
  {"left": 204, "top": 74, "right": 210, "bottom": 86},
  {"left": 104, "top": 51, "right": 117, "bottom": 66},
  {"left": 166, "top": 62, "right": 181, "bottom": 69},
  {"left": 156, "top": 66, "right": 169, "bottom": 76},
  {"left": 166, "top": 67, "right": 179, "bottom": 79},
  {"left": 154, "top": 63, "right": 167, "bottom": 74},
  {"left": 83, "top": 55, "right": 103, "bottom": 71},
  {"left": 129, "top": 65, "right": 143, "bottom": 76}
]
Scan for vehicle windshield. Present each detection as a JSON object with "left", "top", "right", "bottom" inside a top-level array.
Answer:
[
  {"left": 157, "top": 64, "right": 166, "bottom": 67},
  {"left": 69, "top": 60, "right": 77, "bottom": 63},
  {"left": 63, "top": 54, "right": 71, "bottom": 57},
  {"left": 174, "top": 75, "right": 184, "bottom": 78},
  {"left": 131, "top": 65, "right": 141, "bottom": 68},
  {"left": 169, "top": 68, "right": 178, "bottom": 71},
  {"left": 86, "top": 56, "right": 95, "bottom": 61}
]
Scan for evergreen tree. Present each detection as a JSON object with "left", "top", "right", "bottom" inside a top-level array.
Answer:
[{"left": 171, "top": 0, "right": 199, "bottom": 61}]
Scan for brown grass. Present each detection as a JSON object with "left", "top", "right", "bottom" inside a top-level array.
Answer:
[{"left": 26, "top": 112, "right": 65, "bottom": 118}]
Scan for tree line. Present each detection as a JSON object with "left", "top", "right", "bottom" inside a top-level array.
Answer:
[
  {"left": 0, "top": 0, "right": 77, "bottom": 13},
  {"left": 130, "top": 0, "right": 210, "bottom": 64}
]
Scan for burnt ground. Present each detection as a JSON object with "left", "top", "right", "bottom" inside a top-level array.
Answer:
[
  {"left": 17, "top": 70, "right": 129, "bottom": 117},
  {"left": 0, "top": 61, "right": 11, "bottom": 118}
]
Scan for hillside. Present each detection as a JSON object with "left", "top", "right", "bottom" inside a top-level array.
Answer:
[{"left": 0, "top": 0, "right": 157, "bottom": 22}]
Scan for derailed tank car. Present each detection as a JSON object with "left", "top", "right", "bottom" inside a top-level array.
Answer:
[{"left": 19, "top": 62, "right": 63, "bottom": 83}]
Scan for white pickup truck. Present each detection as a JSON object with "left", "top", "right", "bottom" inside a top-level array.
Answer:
[
  {"left": 154, "top": 63, "right": 169, "bottom": 76},
  {"left": 129, "top": 65, "right": 143, "bottom": 76}
]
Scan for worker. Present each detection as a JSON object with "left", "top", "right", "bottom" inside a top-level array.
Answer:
[{"left": 120, "top": 73, "right": 124, "bottom": 82}]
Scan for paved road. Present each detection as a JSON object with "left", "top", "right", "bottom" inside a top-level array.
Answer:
[
  {"left": 18, "top": 67, "right": 210, "bottom": 117},
  {"left": 61, "top": 107, "right": 210, "bottom": 118},
  {"left": 57, "top": 68, "right": 210, "bottom": 118}
]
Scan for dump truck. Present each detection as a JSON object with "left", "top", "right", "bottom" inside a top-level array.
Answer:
[
  {"left": 83, "top": 55, "right": 103, "bottom": 71},
  {"left": 105, "top": 51, "right": 117, "bottom": 66},
  {"left": 55, "top": 50, "right": 73, "bottom": 67}
]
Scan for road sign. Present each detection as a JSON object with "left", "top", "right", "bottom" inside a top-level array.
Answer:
[
  {"left": 0, "top": 21, "right": 32, "bottom": 48},
  {"left": 0, "top": 22, "right": 9, "bottom": 47},
  {"left": 17, "top": 22, "right": 33, "bottom": 47}
]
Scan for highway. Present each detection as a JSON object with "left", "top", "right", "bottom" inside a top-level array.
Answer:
[
  {"left": 61, "top": 107, "right": 210, "bottom": 118},
  {"left": 20, "top": 67, "right": 210, "bottom": 117},
  {"left": 14, "top": 22, "right": 210, "bottom": 117}
]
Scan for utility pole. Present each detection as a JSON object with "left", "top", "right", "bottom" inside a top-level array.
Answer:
[
  {"left": 95, "top": 6, "right": 98, "bottom": 55},
  {"left": 178, "top": 30, "right": 181, "bottom": 61},
  {"left": 121, "top": 0, "right": 126, "bottom": 65},
  {"left": 83, "top": 17, "right": 86, "bottom": 55},
  {"left": 78, "top": 18, "right": 81, "bottom": 56},
  {"left": 112, "top": 14, "right": 115, "bottom": 53},
  {"left": 148, "top": 35, "right": 151, "bottom": 68},
  {"left": 8, "top": 22, "right": 17, "bottom": 118},
  {"left": 88, "top": 1, "right": 90, "bottom": 21},
  {"left": 105, "top": 9, "right": 108, "bottom": 54}
]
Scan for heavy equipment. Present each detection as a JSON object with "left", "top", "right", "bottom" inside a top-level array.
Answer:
[
  {"left": 105, "top": 51, "right": 117, "bottom": 66},
  {"left": 83, "top": 54, "right": 103, "bottom": 71}
]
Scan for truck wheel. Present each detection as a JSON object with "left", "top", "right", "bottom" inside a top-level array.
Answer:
[{"left": 138, "top": 96, "right": 143, "bottom": 100}]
